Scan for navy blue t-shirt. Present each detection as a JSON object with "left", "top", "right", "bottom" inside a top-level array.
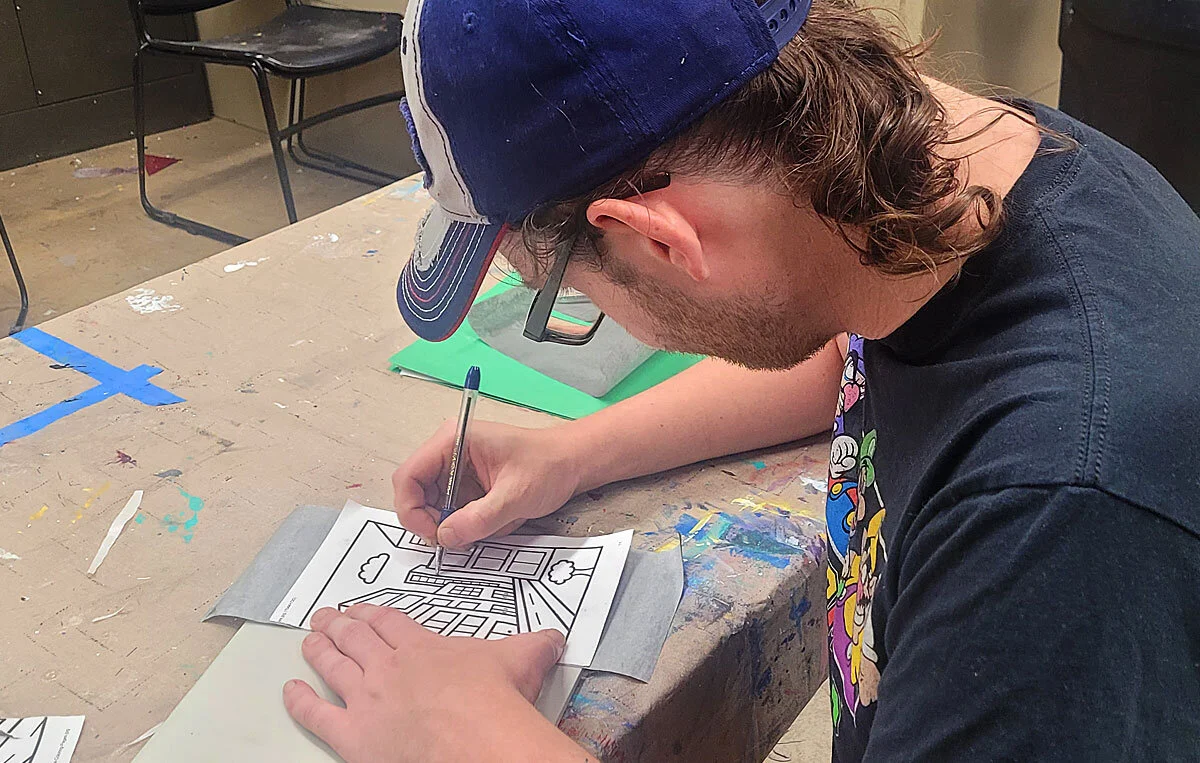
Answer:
[{"left": 825, "top": 101, "right": 1200, "bottom": 761}]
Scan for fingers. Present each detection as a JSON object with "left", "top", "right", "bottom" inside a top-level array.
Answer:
[
  {"left": 494, "top": 518, "right": 527, "bottom": 537},
  {"left": 301, "top": 631, "right": 363, "bottom": 699},
  {"left": 392, "top": 421, "right": 456, "bottom": 540},
  {"left": 491, "top": 629, "right": 567, "bottom": 703},
  {"left": 398, "top": 503, "right": 440, "bottom": 542},
  {"left": 438, "top": 482, "right": 519, "bottom": 548},
  {"left": 343, "top": 604, "right": 424, "bottom": 649},
  {"left": 283, "top": 679, "right": 351, "bottom": 747},
  {"left": 310, "top": 607, "right": 393, "bottom": 668}
]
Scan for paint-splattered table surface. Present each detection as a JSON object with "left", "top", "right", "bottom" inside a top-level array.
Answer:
[{"left": 0, "top": 179, "right": 829, "bottom": 762}]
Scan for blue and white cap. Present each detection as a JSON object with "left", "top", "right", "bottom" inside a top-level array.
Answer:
[{"left": 397, "top": 0, "right": 812, "bottom": 341}]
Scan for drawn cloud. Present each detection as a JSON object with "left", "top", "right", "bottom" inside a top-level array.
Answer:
[
  {"left": 358, "top": 553, "right": 389, "bottom": 585},
  {"left": 547, "top": 559, "right": 576, "bottom": 585}
]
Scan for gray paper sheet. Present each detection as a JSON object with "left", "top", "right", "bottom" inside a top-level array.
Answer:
[
  {"left": 205, "top": 506, "right": 681, "bottom": 682},
  {"left": 590, "top": 542, "right": 684, "bottom": 682},
  {"left": 205, "top": 505, "right": 340, "bottom": 623},
  {"left": 135, "top": 623, "right": 341, "bottom": 763},
  {"left": 135, "top": 623, "right": 583, "bottom": 763}
]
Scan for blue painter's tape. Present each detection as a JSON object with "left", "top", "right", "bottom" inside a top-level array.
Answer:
[
  {"left": 1, "top": 328, "right": 184, "bottom": 447},
  {"left": 0, "top": 384, "right": 116, "bottom": 446},
  {"left": 13, "top": 328, "right": 184, "bottom": 406}
]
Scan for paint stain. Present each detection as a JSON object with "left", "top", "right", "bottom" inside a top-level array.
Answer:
[
  {"left": 134, "top": 514, "right": 145, "bottom": 525},
  {"left": 29, "top": 504, "right": 49, "bottom": 521},
  {"left": 788, "top": 596, "right": 811, "bottom": 632},
  {"left": 388, "top": 177, "right": 427, "bottom": 199},
  {"left": 111, "top": 450, "right": 137, "bottom": 467},
  {"left": 74, "top": 482, "right": 111, "bottom": 523},
  {"left": 0, "top": 548, "right": 21, "bottom": 561},
  {"left": 662, "top": 499, "right": 817, "bottom": 569},
  {"left": 751, "top": 460, "right": 766, "bottom": 469},
  {"left": 154, "top": 468, "right": 182, "bottom": 478},
  {"left": 345, "top": 483, "right": 363, "bottom": 489},
  {"left": 162, "top": 487, "right": 205, "bottom": 543},
  {"left": 126, "top": 288, "right": 181, "bottom": 314},
  {"left": 223, "top": 256, "right": 268, "bottom": 273},
  {"left": 559, "top": 689, "right": 634, "bottom": 733},
  {"left": 747, "top": 619, "right": 773, "bottom": 699}
]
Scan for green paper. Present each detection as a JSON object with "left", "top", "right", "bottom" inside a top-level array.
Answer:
[{"left": 389, "top": 285, "right": 702, "bottom": 419}]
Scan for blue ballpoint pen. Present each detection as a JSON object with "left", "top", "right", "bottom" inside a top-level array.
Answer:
[{"left": 434, "top": 365, "right": 480, "bottom": 574}]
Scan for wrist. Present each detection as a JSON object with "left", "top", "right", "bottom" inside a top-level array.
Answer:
[
  {"left": 550, "top": 415, "right": 623, "bottom": 494},
  {"left": 428, "top": 687, "right": 592, "bottom": 763}
]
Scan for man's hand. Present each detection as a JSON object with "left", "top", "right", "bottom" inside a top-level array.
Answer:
[
  {"left": 283, "top": 604, "right": 591, "bottom": 763},
  {"left": 392, "top": 421, "right": 583, "bottom": 548}
]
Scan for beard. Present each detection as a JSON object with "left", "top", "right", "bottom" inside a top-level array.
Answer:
[{"left": 608, "top": 262, "right": 832, "bottom": 371}]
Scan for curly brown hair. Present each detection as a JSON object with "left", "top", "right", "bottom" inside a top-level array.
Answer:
[{"left": 518, "top": 1, "right": 1058, "bottom": 278}]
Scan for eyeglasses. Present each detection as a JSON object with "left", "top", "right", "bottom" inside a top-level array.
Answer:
[{"left": 522, "top": 173, "right": 671, "bottom": 345}]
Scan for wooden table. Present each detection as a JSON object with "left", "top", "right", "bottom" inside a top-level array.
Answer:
[{"left": 0, "top": 179, "right": 829, "bottom": 762}]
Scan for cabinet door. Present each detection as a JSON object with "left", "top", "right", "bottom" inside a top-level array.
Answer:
[
  {"left": 0, "top": 0, "right": 36, "bottom": 116},
  {"left": 18, "top": 0, "right": 197, "bottom": 106}
]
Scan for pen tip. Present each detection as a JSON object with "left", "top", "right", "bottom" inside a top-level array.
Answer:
[{"left": 465, "top": 365, "right": 480, "bottom": 391}]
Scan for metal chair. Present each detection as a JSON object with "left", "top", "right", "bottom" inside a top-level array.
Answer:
[
  {"left": 1, "top": 212, "right": 29, "bottom": 336},
  {"left": 130, "top": 0, "right": 405, "bottom": 245}
]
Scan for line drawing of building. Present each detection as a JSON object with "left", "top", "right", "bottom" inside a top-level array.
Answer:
[
  {"left": 307, "top": 523, "right": 601, "bottom": 640},
  {"left": 0, "top": 716, "right": 49, "bottom": 763}
]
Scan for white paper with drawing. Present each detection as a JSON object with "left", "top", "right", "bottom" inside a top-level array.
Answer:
[
  {"left": 271, "top": 501, "right": 632, "bottom": 667},
  {"left": 0, "top": 716, "right": 84, "bottom": 763}
]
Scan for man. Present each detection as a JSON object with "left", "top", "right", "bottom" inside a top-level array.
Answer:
[{"left": 282, "top": 0, "right": 1200, "bottom": 760}]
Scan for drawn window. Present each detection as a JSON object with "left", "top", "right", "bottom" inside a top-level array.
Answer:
[
  {"left": 351, "top": 591, "right": 401, "bottom": 608},
  {"left": 424, "top": 611, "right": 456, "bottom": 631},
  {"left": 448, "top": 584, "right": 483, "bottom": 597},
  {"left": 395, "top": 593, "right": 423, "bottom": 612},
  {"left": 451, "top": 615, "right": 488, "bottom": 636},
  {"left": 441, "top": 551, "right": 471, "bottom": 568},
  {"left": 499, "top": 548, "right": 546, "bottom": 577},
  {"left": 431, "top": 597, "right": 451, "bottom": 606},
  {"left": 487, "top": 621, "right": 518, "bottom": 639},
  {"left": 474, "top": 546, "right": 511, "bottom": 571}
]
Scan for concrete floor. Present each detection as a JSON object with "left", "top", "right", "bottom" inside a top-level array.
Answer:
[
  {"left": 770, "top": 682, "right": 833, "bottom": 762},
  {"left": 0, "top": 117, "right": 370, "bottom": 331},
  {"left": 0, "top": 115, "right": 834, "bottom": 761}
]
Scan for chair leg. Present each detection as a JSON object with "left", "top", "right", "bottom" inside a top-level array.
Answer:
[
  {"left": 252, "top": 62, "right": 298, "bottom": 225},
  {"left": 287, "top": 76, "right": 400, "bottom": 185},
  {"left": 286, "top": 77, "right": 303, "bottom": 162},
  {"left": 1, "top": 213, "right": 29, "bottom": 336},
  {"left": 134, "top": 46, "right": 247, "bottom": 247}
]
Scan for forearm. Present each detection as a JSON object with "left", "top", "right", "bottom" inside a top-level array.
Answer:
[
  {"left": 442, "top": 694, "right": 598, "bottom": 763},
  {"left": 564, "top": 338, "right": 843, "bottom": 491}
]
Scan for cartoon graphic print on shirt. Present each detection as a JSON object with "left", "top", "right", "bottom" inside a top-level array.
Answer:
[{"left": 826, "top": 334, "right": 887, "bottom": 732}]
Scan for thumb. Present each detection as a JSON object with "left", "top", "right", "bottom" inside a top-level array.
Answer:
[
  {"left": 493, "top": 629, "right": 567, "bottom": 703},
  {"left": 438, "top": 484, "right": 519, "bottom": 548}
]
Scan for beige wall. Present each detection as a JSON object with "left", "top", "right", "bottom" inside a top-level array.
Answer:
[
  {"left": 195, "top": 0, "right": 1062, "bottom": 173},
  {"left": 872, "top": 0, "right": 1062, "bottom": 105},
  {"left": 922, "top": 0, "right": 1062, "bottom": 105}
]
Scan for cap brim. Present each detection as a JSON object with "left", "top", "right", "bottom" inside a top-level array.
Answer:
[{"left": 397, "top": 206, "right": 506, "bottom": 342}]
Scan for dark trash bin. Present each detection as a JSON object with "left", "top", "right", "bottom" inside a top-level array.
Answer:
[{"left": 1059, "top": 0, "right": 1200, "bottom": 210}]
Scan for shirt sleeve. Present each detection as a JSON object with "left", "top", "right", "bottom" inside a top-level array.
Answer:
[{"left": 863, "top": 484, "right": 1200, "bottom": 761}]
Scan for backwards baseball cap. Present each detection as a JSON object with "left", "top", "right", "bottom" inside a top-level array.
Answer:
[{"left": 397, "top": 0, "right": 812, "bottom": 341}]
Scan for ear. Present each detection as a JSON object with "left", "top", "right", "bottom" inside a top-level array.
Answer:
[{"left": 586, "top": 196, "right": 709, "bottom": 282}]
